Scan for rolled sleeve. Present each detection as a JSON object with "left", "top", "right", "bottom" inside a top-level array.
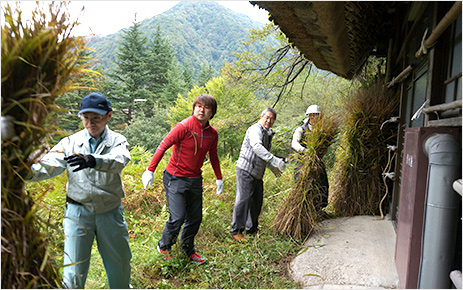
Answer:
[{"left": 29, "top": 141, "right": 69, "bottom": 181}]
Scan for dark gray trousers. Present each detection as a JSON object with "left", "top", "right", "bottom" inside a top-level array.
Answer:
[
  {"left": 158, "top": 170, "right": 203, "bottom": 256},
  {"left": 230, "top": 167, "right": 263, "bottom": 235}
]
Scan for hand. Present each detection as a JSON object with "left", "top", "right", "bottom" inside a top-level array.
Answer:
[
  {"left": 270, "top": 167, "right": 282, "bottom": 178},
  {"left": 275, "top": 157, "right": 286, "bottom": 172},
  {"left": 1, "top": 115, "right": 16, "bottom": 140},
  {"left": 216, "top": 179, "right": 224, "bottom": 195},
  {"left": 270, "top": 156, "right": 286, "bottom": 172},
  {"left": 64, "top": 154, "right": 96, "bottom": 172},
  {"left": 142, "top": 170, "right": 154, "bottom": 189}
]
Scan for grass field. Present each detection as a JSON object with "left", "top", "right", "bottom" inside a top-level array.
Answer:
[{"left": 28, "top": 147, "right": 303, "bottom": 288}]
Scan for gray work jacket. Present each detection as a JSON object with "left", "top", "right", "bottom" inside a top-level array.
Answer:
[
  {"left": 236, "top": 122, "right": 276, "bottom": 180},
  {"left": 31, "top": 127, "right": 131, "bottom": 214}
]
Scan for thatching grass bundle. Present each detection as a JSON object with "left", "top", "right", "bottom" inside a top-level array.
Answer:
[
  {"left": 1, "top": 3, "right": 91, "bottom": 288},
  {"left": 272, "top": 114, "right": 338, "bottom": 242},
  {"left": 330, "top": 81, "right": 399, "bottom": 216}
]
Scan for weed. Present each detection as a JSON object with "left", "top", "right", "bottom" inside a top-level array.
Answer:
[{"left": 29, "top": 151, "right": 302, "bottom": 288}]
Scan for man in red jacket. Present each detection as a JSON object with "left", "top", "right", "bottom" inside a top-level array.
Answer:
[{"left": 141, "top": 94, "right": 223, "bottom": 264}]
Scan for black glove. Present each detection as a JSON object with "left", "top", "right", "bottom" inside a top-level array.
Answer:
[{"left": 64, "top": 154, "right": 96, "bottom": 172}]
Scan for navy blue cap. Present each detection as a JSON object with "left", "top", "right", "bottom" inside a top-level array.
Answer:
[{"left": 78, "top": 92, "right": 112, "bottom": 115}]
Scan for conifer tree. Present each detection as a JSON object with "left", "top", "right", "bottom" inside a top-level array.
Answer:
[
  {"left": 147, "top": 25, "right": 176, "bottom": 98},
  {"left": 107, "top": 15, "right": 150, "bottom": 126},
  {"left": 160, "top": 60, "right": 186, "bottom": 106},
  {"left": 197, "top": 63, "right": 214, "bottom": 87},
  {"left": 54, "top": 49, "right": 104, "bottom": 135},
  {"left": 182, "top": 62, "right": 194, "bottom": 92}
]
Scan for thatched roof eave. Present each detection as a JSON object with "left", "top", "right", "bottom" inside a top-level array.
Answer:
[{"left": 251, "top": 1, "right": 398, "bottom": 80}]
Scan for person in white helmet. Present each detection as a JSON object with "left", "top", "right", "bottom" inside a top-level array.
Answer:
[
  {"left": 291, "top": 105, "right": 321, "bottom": 155},
  {"left": 291, "top": 104, "right": 328, "bottom": 211}
]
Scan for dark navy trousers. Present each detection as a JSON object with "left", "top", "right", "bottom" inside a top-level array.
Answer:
[{"left": 158, "top": 170, "right": 203, "bottom": 256}]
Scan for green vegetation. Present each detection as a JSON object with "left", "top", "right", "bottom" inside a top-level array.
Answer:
[
  {"left": 28, "top": 147, "right": 303, "bottom": 288},
  {"left": 4, "top": 1, "right": 397, "bottom": 288},
  {"left": 87, "top": 1, "right": 269, "bottom": 76}
]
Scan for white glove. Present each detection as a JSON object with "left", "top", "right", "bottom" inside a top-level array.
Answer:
[
  {"left": 270, "top": 167, "right": 282, "bottom": 178},
  {"left": 275, "top": 157, "right": 286, "bottom": 172},
  {"left": 1, "top": 115, "right": 16, "bottom": 140},
  {"left": 216, "top": 179, "right": 224, "bottom": 195},
  {"left": 142, "top": 170, "right": 154, "bottom": 189}
]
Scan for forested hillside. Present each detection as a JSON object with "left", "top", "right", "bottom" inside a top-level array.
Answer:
[
  {"left": 53, "top": 16, "right": 355, "bottom": 161},
  {"left": 87, "top": 1, "right": 268, "bottom": 76}
]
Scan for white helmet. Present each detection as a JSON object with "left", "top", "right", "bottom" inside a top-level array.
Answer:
[{"left": 305, "top": 105, "right": 321, "bottom": 115}]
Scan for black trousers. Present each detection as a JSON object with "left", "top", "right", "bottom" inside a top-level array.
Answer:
[
  {"left": 230, "top": 168, "right": 264, "bottom": 235},
  {"left": 158, "top": 170, "right": 203, "bottom": 256}
]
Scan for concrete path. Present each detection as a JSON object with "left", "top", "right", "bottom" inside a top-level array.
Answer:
[{"left": 290, "top": 216, "right": 399, "bottom": 289}]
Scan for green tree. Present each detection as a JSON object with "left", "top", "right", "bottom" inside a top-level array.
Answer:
[
  {"left": 148, "top": 26, "right": 176, "bottom": 92},
  {"left": 208, "top": 77, "right": 252, "bottom": 159},
  {"left": 168, "top": 76, "right": 258, "bottom": 159},
  {"left": 197, "top": 63, "right": 214, "bottom": 87},
  {"left": 182, "top": 62, "right": 194, "bottom": 92},
  {"left": 224, "top": 23, "right": 313, "bottom": 108},
  {"left": 160, "top": 59, "right": 186, "bottom": 107},
  {"left": 107, "top": 16, "right": 151, "bottom": 126},
  {"left": 219, "top": 23, "right": 357, "bottom": 158},
  {"left": 53, "top": 49, "right": 106, "bottom": 137},
  {"left": 122, "top": 103, "right": 170, "bottom": 153},
  {"left": 168, "top": 87, "right": 203, "bottom": 127}
]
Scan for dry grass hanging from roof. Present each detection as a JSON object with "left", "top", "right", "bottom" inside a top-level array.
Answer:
[
  {"left": 272, "top": 113, "right": 338, "bottom": 242},
  {"left": 330, "top": 80, "right": 399, "bottom": 217},
  {"left": 1, "top": 2, "right": 94, "bottom": 288}
]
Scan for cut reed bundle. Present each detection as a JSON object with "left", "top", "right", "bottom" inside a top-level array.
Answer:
[
  {"left": 1, "top": 3, "right": 91, "bottom": 288},
  {"left": 272, "top": 114, "right": 338, "bottom": 242},
  {"left": 330, "top": 81, "right": 398, "bottom": 216}
]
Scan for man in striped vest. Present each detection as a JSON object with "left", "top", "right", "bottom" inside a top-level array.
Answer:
[{"left": 230, "top": 108, "right": 286, "bottom": 242}]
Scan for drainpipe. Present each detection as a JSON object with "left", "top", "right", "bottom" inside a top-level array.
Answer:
[{"left": 418, "top": 133, "right": 461, "bottom": 289}]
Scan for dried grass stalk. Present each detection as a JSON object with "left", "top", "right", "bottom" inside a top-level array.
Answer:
[
  {"left": 330, "top": 80, "right": 399, "bottom": 216},
  {"left": 1, "top": 3, "right": 91, "bottom": 288},
  {"left": 272, "top": 114, "right": 338, "bottom": 242}
]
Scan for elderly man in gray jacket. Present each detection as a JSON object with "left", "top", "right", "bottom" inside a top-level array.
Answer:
[
  {"left": 30, "top": 92, "right": 132, "bottom": 289},
  {"left": 230, "top": 108, "right": 286, "bottom": 242}
]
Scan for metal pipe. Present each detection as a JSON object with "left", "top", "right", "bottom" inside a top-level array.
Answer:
[
  {"left": 453, "top": 179, "right": 462, "bottom": 196},
  {"left": 416, "top": 1, "right": 462, "bottom": 58},
  {"left": 419, "top": 133, "right": 461, "bottom": 288},
  {"left": 450, "top": 270, "right": 462, "bottom": 288}
]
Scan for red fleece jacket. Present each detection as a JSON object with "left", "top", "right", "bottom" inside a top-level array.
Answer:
[{"left": 147, "top": 115, "right": 222, "bottom": 179}]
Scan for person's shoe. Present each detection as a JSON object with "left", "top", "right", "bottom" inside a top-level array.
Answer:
[
  {"left": 231, "top": 233, "right": 248, "bottom": 242},
  {"left": 189, "top": 252, "right": 205, "bottom": 264},
  {"left": 246, "top": 229, "right": 261, "bottom": 235},
  {"left": 157, "top": 245, "right": 172, "bottom": 260}
]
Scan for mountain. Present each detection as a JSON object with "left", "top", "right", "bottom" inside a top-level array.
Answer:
[{"left": 87, "top": 1, "right": 269, "bottom": 76}]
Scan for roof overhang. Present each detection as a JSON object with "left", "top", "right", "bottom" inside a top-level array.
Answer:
[{"left": 251, "top": 1, "right": 398, "bottom": 79}]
